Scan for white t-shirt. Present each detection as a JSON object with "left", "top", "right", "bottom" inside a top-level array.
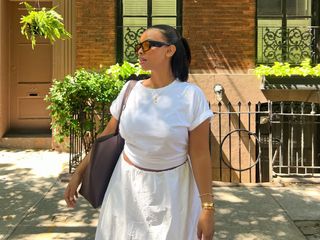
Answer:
[{"left": 110, "top": 79, "right": 213, "bottom": 170}]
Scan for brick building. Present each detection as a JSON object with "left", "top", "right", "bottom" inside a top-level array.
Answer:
[{"left": 0, "top": 0, "right": 319, "bottom": 182}]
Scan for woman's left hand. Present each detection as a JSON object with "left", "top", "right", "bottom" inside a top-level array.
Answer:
[{"left": 197, "top": 209, "right": 215, "bottom": 240}]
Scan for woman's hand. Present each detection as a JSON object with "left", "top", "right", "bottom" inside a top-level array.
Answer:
[
  {"left": 63, "top": 117, "right": 118, "bottom": 208},
  {"left": 64, "top": 172, "right": 82, "bottom": 208},
  {"left": 197, "top": 209, "right": 215, "bottom": 240}
]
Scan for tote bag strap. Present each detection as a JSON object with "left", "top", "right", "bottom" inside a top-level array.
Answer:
[{"left": 115, "top": 80, "right": 137, "bottom": 134}]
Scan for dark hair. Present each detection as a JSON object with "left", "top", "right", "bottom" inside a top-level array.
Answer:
[{"left": 148, "top": 24, "right": 191, "bottom": 82}]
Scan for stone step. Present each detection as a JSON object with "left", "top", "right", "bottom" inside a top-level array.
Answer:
[{"left": 0, "top": 135, "right": 52, "bottom": 149}]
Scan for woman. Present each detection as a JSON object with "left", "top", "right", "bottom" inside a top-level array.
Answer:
[{"left": 64, "top": 24, "right": 215, "bottom": 240}]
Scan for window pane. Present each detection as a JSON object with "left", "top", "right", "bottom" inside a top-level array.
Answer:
[
  {"left": 123, "top": 17, "right": 147, "bottom": 27},
  {"left": 152, "top": 0, "right": 176, "bottom": 16},
  {"left": 257, "top": 0, "right": 282, "bottom": 16},
  {"left": 123, "top": 0, "right": 147, "bottom": 16},
  {"left": 287, "top": 0, "right": 312, "bottom": 16},
  {"left": 287, "top": 18, "right": 311, "bottom": 27},
  {"left": 152, "top": 17, "right": 176, "bottom": 26}
]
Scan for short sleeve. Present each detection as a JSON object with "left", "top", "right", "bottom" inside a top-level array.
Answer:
[
  {"left": 110, "top": 81, "right": 131, "bottom": 120},
  {"left": 188, "top": 85, "right": 214, "bottom": 131}
]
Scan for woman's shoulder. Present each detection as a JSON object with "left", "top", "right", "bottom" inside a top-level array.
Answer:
[{"left": 175, "top": 80, "right": 205, "bottom": 97}]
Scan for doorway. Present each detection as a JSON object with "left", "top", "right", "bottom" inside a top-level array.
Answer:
[{"left": 9, "top": 1, "right": 53, "bottom": 135}]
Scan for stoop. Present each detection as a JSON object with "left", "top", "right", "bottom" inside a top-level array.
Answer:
[{"left": 0, "top": 130, "right": 52, "bottom": 149}]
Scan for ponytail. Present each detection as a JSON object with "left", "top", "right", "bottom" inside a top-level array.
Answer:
[
  {"left": 181, "top": 37, "right": 191, "bottom": 65},
  {"left": 149, "top": 25, "right": 191, "bottom": 82}
]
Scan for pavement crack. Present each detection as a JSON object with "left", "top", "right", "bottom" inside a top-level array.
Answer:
[{"left": 263, "top": 187, "right": 308, "bottom": 240}]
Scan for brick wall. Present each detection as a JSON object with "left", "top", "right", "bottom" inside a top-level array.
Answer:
[
  {"left": 75, "top": 0, "right": 256, "bottom": 72},
  {"left": 183, "top": 0, "right": 256, "bottom": 73},
  {"left": 76, "top": 0, "right": 116, "bottom": 69}
]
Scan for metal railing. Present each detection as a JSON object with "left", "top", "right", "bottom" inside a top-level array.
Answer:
[
  {"left": 122, "top": 26, "right": 146, "bottom": 63},
  {"left": 119, "top": 25, "right": 320, "bottom": 64},
  {"left": 213, "top": 102, "right": 264, "bottom": 183},
  {"left": 257, "top": 26, "right": 320, "bottom": 64},
  {"left": 213, "top": 101, "right": 320, "bottom": 183},
  {"left": 69, "top": 99, "right": 320, "bottom": 182},
  {"left": 257, "top": 101, "right": 320, "bottom": 178},
  {"left": 69, "top": 103, "right": 110, "bottom": 173},
  {"left": 117, "top": 25, "right": 182, "bottom": 63}
]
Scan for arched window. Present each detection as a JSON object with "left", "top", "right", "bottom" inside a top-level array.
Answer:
[{"left": 116, "top": 0, "right": 182, "bottom": 63}]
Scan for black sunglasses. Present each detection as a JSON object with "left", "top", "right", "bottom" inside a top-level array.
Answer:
[{"left": 135, "top": 40, "right": 170, "bottom": 54}]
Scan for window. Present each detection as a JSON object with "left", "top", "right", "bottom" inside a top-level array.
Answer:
[
  {"left": 116, "top": 0, "right": 182, "bottom": 63},
  {"left": 257, "top": 0, "right": 319, "bottom": 64}
]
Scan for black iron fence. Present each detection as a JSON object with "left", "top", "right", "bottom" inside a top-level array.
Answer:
[
  {"left": 69, "top": 103, "right": 110, "bottom": 173},
  {"left": 257, "top": 26, "right": 320, "bottom": 64},
  {"left": 212, "top": 102, "right": 263, "bottom": 183},
  {"left": 69, "top": 100, "right": 320, "bottom": 182}
]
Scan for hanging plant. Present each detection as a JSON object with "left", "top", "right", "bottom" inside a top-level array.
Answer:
[{"left": 20, "top": 1, "right": 71, "bottom": 49}]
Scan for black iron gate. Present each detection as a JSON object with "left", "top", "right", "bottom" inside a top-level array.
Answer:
[
  {"left": 257, "top": 101, "right": 320, "bottom": 181},
  {"left": 213, "top": 101, "right": 320, "bottom": 183}
]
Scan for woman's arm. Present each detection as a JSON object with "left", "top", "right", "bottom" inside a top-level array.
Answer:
[
  {"left": 64, "top": 116, "right": 118, "bottom": 208},
  {"left": 189, "top": 119, "right": 215, "bottom": 239},
  {"left": 74, "top": 116, "right": 119, "bottom": 178}
]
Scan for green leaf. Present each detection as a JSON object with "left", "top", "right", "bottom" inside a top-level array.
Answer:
[
  {"left": 45, "top": 62, "right": 147, "bottom": 143},
  {"left": 19, "top": 1, "right": 71, "bottom": 49},
  {"left": 254, "top": 58, "right": 320, "bottom": 78}
]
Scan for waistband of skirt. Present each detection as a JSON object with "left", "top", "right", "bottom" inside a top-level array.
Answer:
[{"left": 122, "top": 153, "right": 187, "bottom": 172}]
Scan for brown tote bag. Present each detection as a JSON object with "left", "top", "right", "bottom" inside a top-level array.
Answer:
[{"left": 79, "top": 80, "right": 136, "bottom": 208}]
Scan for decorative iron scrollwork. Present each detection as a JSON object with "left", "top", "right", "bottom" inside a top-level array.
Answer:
[
  {"left": 262, "top": 27, "right": 283, "bottom": 63},
  {"left": 260, "top": 26, "right": 319, "bottom": 64},
  {"left": 124, "top": 26, "right": 146, "bottom": 63},
  {"left": 287, "top": 27, "right": 314, "bottom": 63}
]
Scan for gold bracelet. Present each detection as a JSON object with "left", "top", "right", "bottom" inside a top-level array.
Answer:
[
  {"left": 202, "top": 202, "right": 215, "bottom": 210},
  {"left": 199, "top": 193, "right": 214, "bottom": 198}
]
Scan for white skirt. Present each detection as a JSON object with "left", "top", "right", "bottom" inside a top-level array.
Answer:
[{"left": 95, "top": 153, "right": 201, "bottom": 240}]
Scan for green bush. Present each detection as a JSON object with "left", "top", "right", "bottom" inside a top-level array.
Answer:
[
  {"left": 45, "top": 61, "right": 149, "bottom": 144},
  {"left": 254, "top": 59, "right": 320, "bottom": 77}
]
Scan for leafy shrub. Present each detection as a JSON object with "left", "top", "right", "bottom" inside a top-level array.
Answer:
[
  {"left": 45, "top": 61, "right": 149, "bottom": 144},
  {"left": 254, "top": 59, "right": 320, "bottom": 77}
]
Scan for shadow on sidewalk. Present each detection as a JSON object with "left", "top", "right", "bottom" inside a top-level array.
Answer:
[
  {"left": 0, "top": 148, "right": 99, "bottom": 240},
  {"left": 213, "top": 185, "right": 309, "bottom": 240}
]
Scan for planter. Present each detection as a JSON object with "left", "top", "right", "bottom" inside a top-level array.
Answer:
[{"left": 261, "top": 75, "right": 320, "bottom": 90}]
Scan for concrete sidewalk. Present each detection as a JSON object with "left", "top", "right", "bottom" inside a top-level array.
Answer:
[{"left": 1, "top": 148, "right": 320, "bottom": 240}]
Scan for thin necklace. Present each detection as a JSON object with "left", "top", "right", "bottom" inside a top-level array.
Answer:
[
  {"left": 150, "top": 80, "right": 175, "bottom": 104},
  {"left": 152, "top": 91, "right": 162, "bottom": 103}
]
